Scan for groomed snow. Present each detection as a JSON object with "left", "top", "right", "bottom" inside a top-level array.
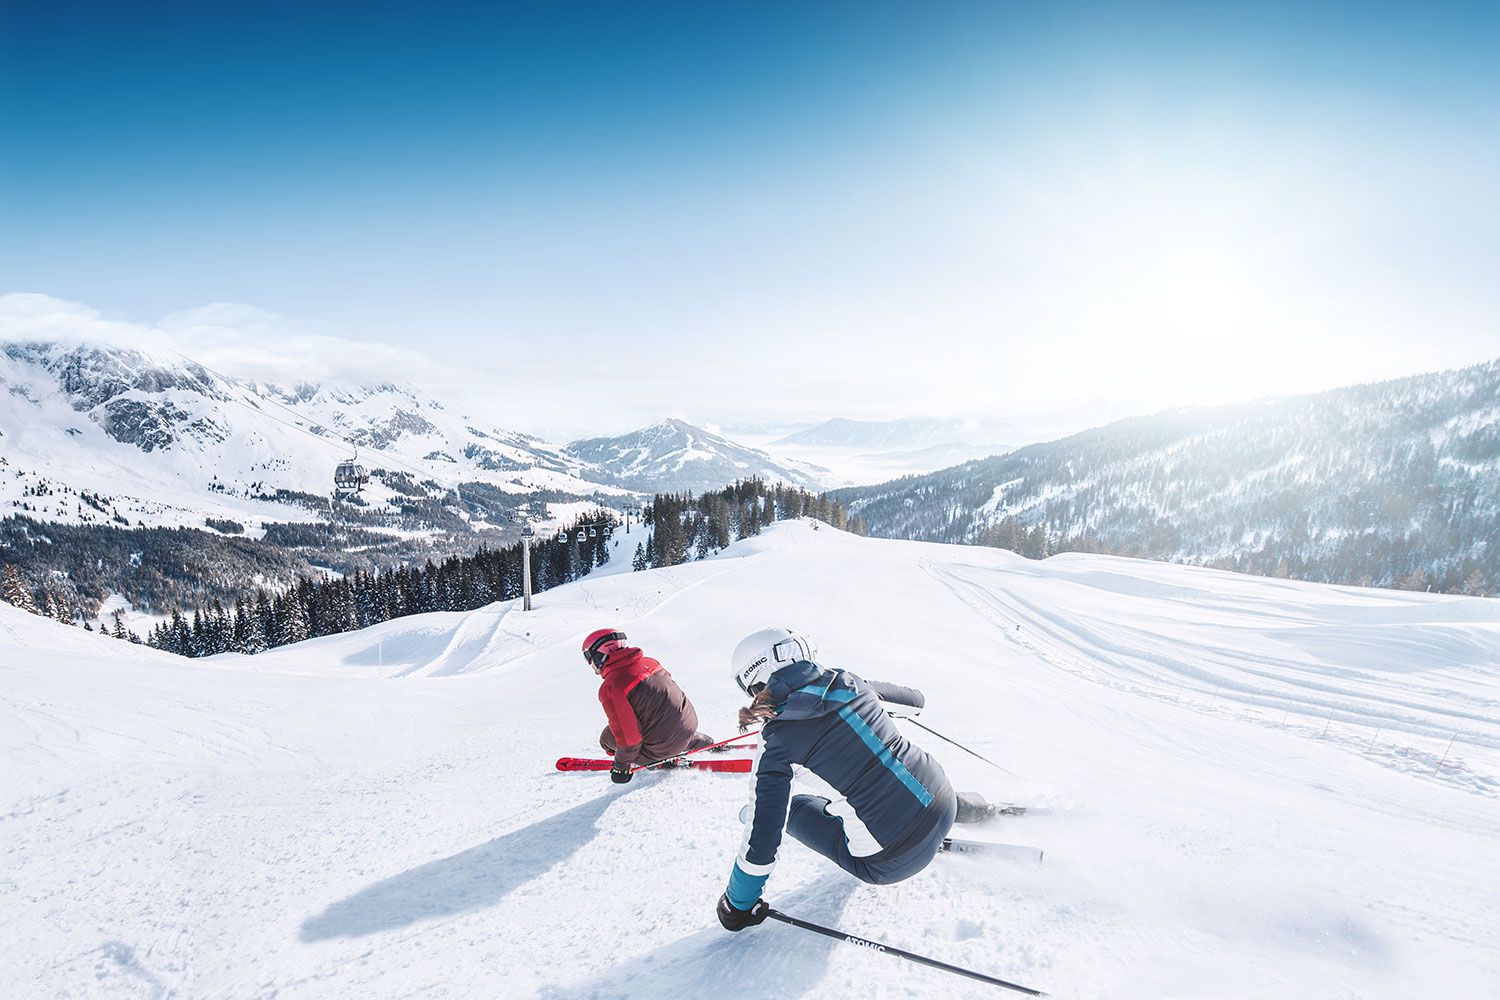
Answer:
[{"left": 3, "top": 521, "right": 1497, "bottom": 998}]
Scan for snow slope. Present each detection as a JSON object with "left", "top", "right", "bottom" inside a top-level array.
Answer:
[{"left": 4, "top": 521, "right": 1498, "bottom": 998}]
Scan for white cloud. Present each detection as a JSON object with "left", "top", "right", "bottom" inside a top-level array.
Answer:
[
  {"left": 0, "top": 293, "right": 681, "bottom": 440},
  {"left": 0, "top": 292, "right": 448, "bottom": 389}
]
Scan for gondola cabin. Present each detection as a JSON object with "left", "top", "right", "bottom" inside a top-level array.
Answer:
[{"left": 334, "top": 459, "right": 369, "bottom": 495}]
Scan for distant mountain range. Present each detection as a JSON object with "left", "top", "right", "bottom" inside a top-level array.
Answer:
[
  {"left": 0, "top": 340, "right": 619, "bottom": 531},
  {"left": 835, "top": 360, "right": 1500, "bottom": 594},
  {"left": 567, "top": 418, "right": 830, "bottom": 494},
  {"left": 755, "top": 415, "right": 1018, "bottom": 485},
  {"left": 0, "top": 341, "right": 830, "bottom": 620},
  {"left": 7, "top": 337, "right": 1496, "bottom": 616},
  {"left": 774, "top": 415, "right": 1015, "bottom": 452}
]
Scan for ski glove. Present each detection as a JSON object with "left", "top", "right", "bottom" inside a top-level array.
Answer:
[
  {"left": 716, "top": 892, "right": 770, "bottom": 932},
  {"left": 610, "top": 766, "right": 632, "bottom": 784}
]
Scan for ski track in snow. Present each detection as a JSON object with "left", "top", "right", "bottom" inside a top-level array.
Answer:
[
  {"left": 924, "top": 558, "right": 1500, "bottom": 798},
  {"left": 3, "top": 521, "right": 1498, "bottom": 998}
]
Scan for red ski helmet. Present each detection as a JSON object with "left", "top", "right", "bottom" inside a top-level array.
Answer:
[{"left": 583, "top": 628, "right": 627, "bottom": 671}]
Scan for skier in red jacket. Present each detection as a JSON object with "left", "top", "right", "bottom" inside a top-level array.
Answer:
[{"left": 584, "top": 628, "right": 715, "bottom": 783}]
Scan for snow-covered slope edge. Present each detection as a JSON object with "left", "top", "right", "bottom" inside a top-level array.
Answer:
[{"left": 3, "top": 521, "right": 1497, "bottom": 998}]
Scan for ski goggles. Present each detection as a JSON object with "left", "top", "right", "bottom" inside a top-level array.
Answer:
[
  {"left": 584, "top": 631, "right": 626, "bottom": 669},
  {"left": 773, "top": 635, "right": 815, "bottom": 665}
]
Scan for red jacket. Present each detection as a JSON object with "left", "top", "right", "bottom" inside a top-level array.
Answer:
[{"left": 597, "top": 647, "right": 700, "bottom": 768}]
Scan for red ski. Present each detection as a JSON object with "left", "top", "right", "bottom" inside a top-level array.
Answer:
[{"left": 556, "top": 756, "right": 752, "bottom": 773}]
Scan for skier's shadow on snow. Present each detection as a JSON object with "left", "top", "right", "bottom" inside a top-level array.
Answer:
[
  {"left": 539, "top": 875, "right": 859, "bottom": 1000},
  {"left": 300, "top": 789, "right": 636, "bottom": 942}
]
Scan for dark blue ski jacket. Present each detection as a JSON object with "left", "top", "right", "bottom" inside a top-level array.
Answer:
[{"left": 725, "top": 660, "right": 953, "bottom": 908}]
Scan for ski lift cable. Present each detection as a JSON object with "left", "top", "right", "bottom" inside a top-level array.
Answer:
[{"left": 163, "top": 346, "right": 613, "bottom": 531}]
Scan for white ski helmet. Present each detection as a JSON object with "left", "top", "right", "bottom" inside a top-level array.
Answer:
[{"left": 731, "top": 627, "right": 817, "bottom": 695}]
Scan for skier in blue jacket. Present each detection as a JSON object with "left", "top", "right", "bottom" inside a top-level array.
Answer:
[{"left": 716, "top": 627, "right": 997, "bottom": 931}]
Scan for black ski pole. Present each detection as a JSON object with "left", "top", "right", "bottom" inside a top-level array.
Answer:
[
  {"left": 765, "top": 909, "right": 1045, "bottom": 996},
  {"left": 904, "top": 717, "right": 1020, "bottom": 778}
]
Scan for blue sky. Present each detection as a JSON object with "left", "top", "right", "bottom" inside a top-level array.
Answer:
[{"left": 2, "top": 1, "right": 1497, "bottom": 436}]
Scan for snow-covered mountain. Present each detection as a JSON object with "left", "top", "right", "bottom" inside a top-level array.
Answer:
[
  {"left": 0, "top": 339, "right": 638, "bottom": 622},
  {"left": 5, "top": 520, "right": 1497, "bottom": 997},
  {"left": 0, "top": 341, "right": 843, "bottom": 621},
  {"left": 837, "top": 359, "right": 1500, "bottom": 594},
  {"left": 566, "top": 418, "right": 832, "bottom": 494},
  {"left": 0, "top": 339, "right": 621, "bottom": 533}
]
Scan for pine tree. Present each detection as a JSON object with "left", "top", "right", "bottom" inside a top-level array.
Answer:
[
  {"left": 711, "top": 498, "right": 731, "bottom": 551},
  {"left": 632, "top": 543, "right": 647, "bottom": 572},
  {"left": 273, "top": 595, "right": 309, "bottom": 647},
  {"left": 191, "top": 608, "right": 207, "bottom": 656},
  {"left": 208, "top": 599, "right": 230, "bottom": 655},
  {"left": 254, "top": 591, "right": 273, "bottom": 648},
  {"left": 242, "top": 600, "right": 268, "bottom": 654},
  {"left": 2, "top": 564, "right": 39, "bottom": 614},
  {"left": 168, "top": 609, "right": 189, "bottom": 655},
  {"left": 231, "top": 597, "right": 249, "bottom": 652}
]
